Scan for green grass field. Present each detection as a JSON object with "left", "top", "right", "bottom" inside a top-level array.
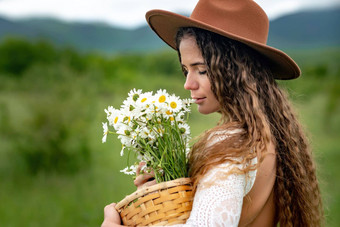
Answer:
[{"left": 0, "top": 40, "right": 339, "bottom": 226}]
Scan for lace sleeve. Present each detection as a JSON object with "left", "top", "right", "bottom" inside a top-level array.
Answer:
[
  {"left": 170, "top": 129, "right": 256, "bottom": 227},
  {"left": 171, "top": 160, "right": 257, "bottom": 227}
]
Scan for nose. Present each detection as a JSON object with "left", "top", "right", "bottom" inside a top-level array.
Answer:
[{"left": 184, "top": 73, "right": 198, "bottom": 91}]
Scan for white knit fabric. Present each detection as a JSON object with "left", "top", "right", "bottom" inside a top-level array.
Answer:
[
  {"left": 172, "top": 129, "right": 257, "bottom": 227},
  {"left": 174, "top": 160, "right": 257, "bottom": 227}
]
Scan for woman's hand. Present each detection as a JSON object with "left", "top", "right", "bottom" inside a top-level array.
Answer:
[
  {"left": 134, "top": 162, "right": 157, "bottom": 190},
  {"left": 101, "top": 203, "right": 123, "bottom": 227}
]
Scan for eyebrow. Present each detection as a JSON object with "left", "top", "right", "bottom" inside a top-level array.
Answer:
[{"left": 181, "top": 62, "right": 206, "bottom": 67}]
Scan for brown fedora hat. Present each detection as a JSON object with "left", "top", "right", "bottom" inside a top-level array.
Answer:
[{"left": 146, "top": 0, "right": 300, "bottom": 80}]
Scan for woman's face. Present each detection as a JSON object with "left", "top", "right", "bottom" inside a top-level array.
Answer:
[{"left": 179, "top": 36, "right": 220, "bottom": 114}]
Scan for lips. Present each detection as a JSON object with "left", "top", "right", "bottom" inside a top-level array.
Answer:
[{"left": 192, "top": 97, "right": 206, "bottom": 104}]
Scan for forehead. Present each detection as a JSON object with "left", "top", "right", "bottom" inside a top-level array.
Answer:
[{"left": 179, "top": 36, "right": 203, "bottom": 64}]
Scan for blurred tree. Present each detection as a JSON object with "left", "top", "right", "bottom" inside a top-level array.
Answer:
[
  {"left": 14, "top": 90, "right": 94, "bottom": 174},
  {"left": 33, "top": 40, "right": 58, "bottom": 64},
  {"left": 0, "top": 38, "right": 36, "bottom": 75},
  {"left": 0, "top": 38, "right": 88, "bottom": 77},
  {"left": 59, "top": 47, "right": 87, "bottom": 72}
]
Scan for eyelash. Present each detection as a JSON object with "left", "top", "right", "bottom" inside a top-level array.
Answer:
[
  {"left": 182, "top": 69, "right": 207, "bottom": 77},
  {"left": 182, "top": 68, "right": 188, "bottom": 77}
]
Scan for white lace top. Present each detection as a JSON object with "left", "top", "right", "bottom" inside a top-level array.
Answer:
[{"left": 172, "top": 129, "right": 257, "bottom": 227}]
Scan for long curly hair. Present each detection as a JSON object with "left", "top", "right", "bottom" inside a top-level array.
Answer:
[{"left": 175, "top": 27, "right": 323, "bottom": 227}]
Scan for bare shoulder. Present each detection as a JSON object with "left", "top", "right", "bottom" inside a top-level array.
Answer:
[{"left": 258, "top": 141, "right": 276, "bottom": 177}]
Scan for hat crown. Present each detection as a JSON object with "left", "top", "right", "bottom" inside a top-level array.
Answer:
[
  {"left": 190, "top": 0, "right": 269, "bottom": 44},
  {"left": 145, "top": 0, "right": 300, "bottom": 79}
]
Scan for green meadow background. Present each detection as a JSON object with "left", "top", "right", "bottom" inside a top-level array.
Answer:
[{"left": 0, "top": 37, "right": 339, "bottom": 226}]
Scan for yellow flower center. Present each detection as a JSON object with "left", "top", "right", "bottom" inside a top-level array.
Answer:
[
  {"left": 141, "top": 98, "right": 147, "bottom": 103},
  {"left": 166, "top": 110, "right": 172, "bottom": 115},
  {"left": 170, "top": 102, "right": 177, "bottom": 109},
  {"left": 159, "top": 95, "right": 166, "bottom": 103},
  {"left": 114, "top": 116, "right": 118, "bottom": 124},
  {"left": 170, "top": 116, "right": 175, "bottom": 121}
]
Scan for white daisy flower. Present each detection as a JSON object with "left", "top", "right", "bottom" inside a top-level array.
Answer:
[
  {"left": 175, "top": 111, "right": 186, "bottom": 123},
  {"left": 155, "top": 89, "right": 169, "bottom": 104},
  {"left": 120, "top": 164, "right": 137, "bottom": 175},
  {"left": 106, "top": 108, "right": 122, "bottom": 129},
  {"left": 137, "top": 91, "right": 153, "bottom": 106},
  {"left": 161, "top": 108, "right": 173, "bottom": 120},
  {"left": 178, "top": 123, "right": 191, "bottom": 136},
  {"left": 120, "top": 89, "right": 143, "bottom": 116},
  {"left": 116, "top": 123, "right": 133, "bottom": 146},
  {"left": 118, "top": 134, "right": 132, "bottom": 147},
  {"left": 117, "top": 123, "right": 131, "bottom": 136},
  {"left": 118, "top": 109, "right": 135, "bottom": 128},
  {"left": 139, "top": 127, "right": 152, "bottom": 139},
  {"left": 121, "top": 98, "right": 136, "bottom": 112},
  {"left": 104, "top": 106, "right": 115, "bottom": 116},
  {"left": 128, "top": 88, "right": 143, "bottom": 102},
  {"left": 182, "top": 98, "right": 194, "bottom": 111},
  {"left": 167, "top": 95, "right": 183, "bottom": 113}
]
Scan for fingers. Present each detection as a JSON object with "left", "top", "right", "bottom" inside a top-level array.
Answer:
[
  {"left": 104, "top": 203, "right": 116, "bottom": 213},
  {"left": 140, "top": 179, "right": 157, "bottom": 189},
  {"left": 102, "top": 203, "right": 121, "bottom": 226},
  {"left": 136, "top": 161, "right": 146, "bottom": 175},
  {"left": 134, "top": 161, "right": 157, "bottom": 189},
  {"left": 103, "top": 203, "right": 116, "bottom": 219},
  {"left": 134, "top": 171, "right": 155, "bottom": 187},
  {"left": 136, "top": 178, "right": 157, "bottom": 190}
]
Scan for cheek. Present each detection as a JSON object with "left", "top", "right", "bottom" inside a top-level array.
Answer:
[
  {"left": 210, "top": 97, "right": 221, "bottom": 112},
  {"left": 209, "top": 88, "right": 221, "bottom": 111},
  {"left": 205, "top": 80, "right": 217, "bottom": 100}
]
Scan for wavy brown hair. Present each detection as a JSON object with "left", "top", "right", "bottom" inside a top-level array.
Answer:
[{"left": 175, "top": 27, "right": 323, "bottom": 227}]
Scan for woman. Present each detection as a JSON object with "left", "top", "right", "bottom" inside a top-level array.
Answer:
[{"left": 102, "top": 0, "right": 323, "bottom": 226}]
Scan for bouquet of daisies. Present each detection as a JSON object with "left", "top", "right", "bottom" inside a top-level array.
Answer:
[{"left": 102, "top": 89, "right": 193, "bottom": 183}]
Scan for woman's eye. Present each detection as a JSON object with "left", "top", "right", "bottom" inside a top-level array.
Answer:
[
  {"left": 182, "top": 69, "right": 188, "bottom": 77},
  {"left": 199, "top": 70, "right": 207, "bottom": 75}
]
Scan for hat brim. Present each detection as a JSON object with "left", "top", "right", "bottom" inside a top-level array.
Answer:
[{"left": 146, "top": 10, "right": 300, "bottom": 80}]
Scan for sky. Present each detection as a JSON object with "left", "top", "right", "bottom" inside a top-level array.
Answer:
[{"left": 0, "top": 0, "right": 339, "bottom": 28}]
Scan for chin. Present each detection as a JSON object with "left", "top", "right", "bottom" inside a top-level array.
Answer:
[{"left": 198, "top": 107, "right": 216, "bottom": 115}]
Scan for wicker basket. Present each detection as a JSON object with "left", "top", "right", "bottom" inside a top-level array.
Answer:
[{"left": 115, "top": 178, "right": 193, "bottom": 226}]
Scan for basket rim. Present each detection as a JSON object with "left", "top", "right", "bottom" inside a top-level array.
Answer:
[{"left": 115, "top": 177, "right": 192, "bottom": 210}]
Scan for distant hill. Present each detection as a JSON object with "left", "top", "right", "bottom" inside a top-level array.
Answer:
[
  {"left": 268, "top": 7, "right": 340, "bottom": 49},
  {"left": 0, "top": 7, "right": 339, "bottom": 54},
  {"left": 0, "top": 18, "right": 166, "bottom": 54}
]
